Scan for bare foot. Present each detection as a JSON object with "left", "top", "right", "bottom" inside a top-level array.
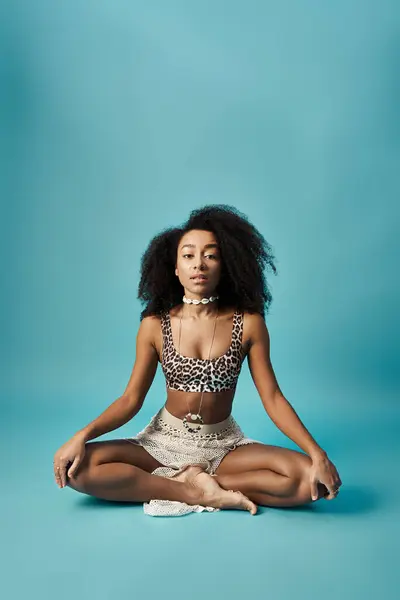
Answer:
[
  {"left": 170, "top": 464, "right": 205, "bottom": 483},
  {"left": 172, "top": 465, "right": 257, "bottom": 515}
]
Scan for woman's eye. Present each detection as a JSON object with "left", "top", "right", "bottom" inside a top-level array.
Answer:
[{"left": 182, "top": 253, "right": 218, "bottom": 259}]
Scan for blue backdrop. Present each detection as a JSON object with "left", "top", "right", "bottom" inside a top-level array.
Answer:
[{"left": 1, "top": 1, "right": 399, "bottom": 599}]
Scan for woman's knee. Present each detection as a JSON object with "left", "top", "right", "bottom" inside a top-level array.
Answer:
[
  {"left": 66, "top": 442, "right": 98, "bottom": 491},
  {"left": 297, "top": 463, "right": 328, "bottom": 503}
]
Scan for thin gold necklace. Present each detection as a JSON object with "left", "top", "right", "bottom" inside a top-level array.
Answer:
[{"left": 178, "top": 305, "right": 219, "bottom": 433}]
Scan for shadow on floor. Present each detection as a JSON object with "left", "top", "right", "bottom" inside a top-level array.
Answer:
[{"left": 71, "top": 485, "right": 379, "bottom": 518}]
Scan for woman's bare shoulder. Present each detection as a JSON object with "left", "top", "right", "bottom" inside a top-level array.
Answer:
[
  {"left": 140, "top": 313, "right": 163, "bottom": 322},
  {"left": 139, "top": 313, "right": 162, "bottom": 328},
  {"left": 137, "top": 314, "right": 164, "bottom": 360},
  {"left": 242, "top": 311, "right": 268, "bottom": 351},
  {"left": 242, "top": 311, "right": 267, "bottom": 331},
  {"left": 136, "top": 314, "right": 163, "bottom": 344}
]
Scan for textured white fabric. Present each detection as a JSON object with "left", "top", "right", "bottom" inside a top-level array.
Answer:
[{"left": 125, "top": 406, "right": 259, "bottom": 517}]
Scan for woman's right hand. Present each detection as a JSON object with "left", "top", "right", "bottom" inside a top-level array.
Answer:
[{"left": 53, "top": 432, "right": 87, "bottom": 488}]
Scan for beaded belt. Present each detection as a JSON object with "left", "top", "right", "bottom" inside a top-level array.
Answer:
[{"left": 159, "top": 406, "right": 232, "bottom": 434}]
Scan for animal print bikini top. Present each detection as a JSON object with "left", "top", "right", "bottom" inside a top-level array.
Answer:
[{"left": 160, "top": 309, "right": 245, "bottom": 393}]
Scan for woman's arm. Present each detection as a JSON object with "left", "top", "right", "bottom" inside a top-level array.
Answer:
[
  {"left": 75, "top": 316, "right": 160, "bottom": 442},
  {"left": 246, "top": 313, "right": 326, "bottom": 460}
]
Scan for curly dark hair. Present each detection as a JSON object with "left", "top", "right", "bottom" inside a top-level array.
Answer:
[{"left": 137, "top": 204, "right": 278, "bottom": 320}]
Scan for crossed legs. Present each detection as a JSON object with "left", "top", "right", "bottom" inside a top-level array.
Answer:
[
  {"left": 213, "top": 442, "right": 329, "bottom": 506},
  {"left": 65, "top": 439, "right": 328, "bottom": 509}
]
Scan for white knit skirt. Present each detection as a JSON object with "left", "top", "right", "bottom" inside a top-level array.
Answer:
[{"left": 124, "top": 406, "right": 259, "bottom": 517}]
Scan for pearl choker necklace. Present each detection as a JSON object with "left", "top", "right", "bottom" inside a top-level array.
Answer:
[{"left": 183, "top": 294, "right": 219, "bottom": 305}]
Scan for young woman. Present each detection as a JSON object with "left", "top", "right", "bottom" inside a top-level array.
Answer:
[{"left": 53, "top": 205, "right": 342, "bottom": 517}]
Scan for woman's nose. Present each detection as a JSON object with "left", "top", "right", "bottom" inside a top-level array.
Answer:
[{"left": 193, "top": 258, "right": 206, "bottom": 270}]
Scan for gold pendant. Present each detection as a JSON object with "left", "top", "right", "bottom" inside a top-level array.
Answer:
[{"left": 183, "top": 412, "right": 204, "bottom": 433}]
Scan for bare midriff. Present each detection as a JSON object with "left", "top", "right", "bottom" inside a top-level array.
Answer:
[{"left": 164, "top": 388, "right": 236, "bottom": 424}]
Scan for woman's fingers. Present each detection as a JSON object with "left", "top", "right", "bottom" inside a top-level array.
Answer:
[
  {"left": 310, "top": 477, "right": 319, "bottom": 501},
  {"left": 54, "top": 457, "right": 69, "bottom": 488},
  {"left": 67, "top": 456, "right": 81, "bottom": 480},
  {"left": 325, "top": 480, "right": 341, "bottom": 500},
  {"left": 54, "top": 464, "right": 62, "bottom": 487},
  {"left": 60, "top": 463, "right": 68, "bottom": 488}
]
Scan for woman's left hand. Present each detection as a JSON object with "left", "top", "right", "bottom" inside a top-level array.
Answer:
[{"left": 309, "top": 452, "right": 342, "bottom": 501}]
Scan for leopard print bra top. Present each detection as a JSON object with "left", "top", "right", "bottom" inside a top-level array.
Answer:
[{"left": 160, "top": 309, "right": 245, "bottom": 393}]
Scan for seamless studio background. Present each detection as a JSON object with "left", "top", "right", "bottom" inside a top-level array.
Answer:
[{"left": 1, "top": 1, "right": 399, "bottom": 599}]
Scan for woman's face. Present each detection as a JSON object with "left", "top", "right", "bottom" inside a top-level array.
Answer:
[{"left": 175, "top": 229, "right": 222, "bottom": 297}]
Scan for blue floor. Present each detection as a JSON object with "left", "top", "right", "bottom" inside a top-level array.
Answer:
[{"left": 2, "top": 382, "right": 398, "bottom": 600}]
